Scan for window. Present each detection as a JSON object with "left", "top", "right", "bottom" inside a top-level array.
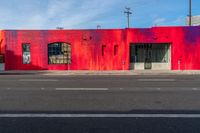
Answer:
[
  {"left": 48, "top": 42, "right": 71, "bottom": 64},
  {"left": 102, "top": 45, "right": 106, "bottom": 56},
  {"left": 22, "top": 43, "right": 31, "bottom": 64},
  {"left": 130, "top": 44, "right": 169, "bottom": 63},
  {"left": 152, "top": 45, "right": 169, "bottom": 63},
  {"left": 114, "top": 45, "right": 118, "bottom": 56},
  {"left": 0, "top": 54, "right": 4, "bottom": 63},
  {"left": 135, "top": 44, "right": 145, "bottom": 62}
]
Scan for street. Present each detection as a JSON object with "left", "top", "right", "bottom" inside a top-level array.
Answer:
[{"left": 0, "top": 74, "right": 200, "bottom": 132}]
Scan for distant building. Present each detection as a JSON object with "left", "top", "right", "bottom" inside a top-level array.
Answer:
[{"left": 186, "top": 15, "right": 200, "bottom": 26}]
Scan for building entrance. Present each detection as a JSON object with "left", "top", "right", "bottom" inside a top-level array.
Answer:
[{"left": 130, "top": 43, "right": 171, "bottom": 70}]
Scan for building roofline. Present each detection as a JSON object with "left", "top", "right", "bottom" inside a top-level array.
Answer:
[{"left": 1, "top": 25, "right": 200, "bottom": 31}]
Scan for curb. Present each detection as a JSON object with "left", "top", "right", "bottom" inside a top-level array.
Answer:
[{"left": 1, "top": 71, "right": 200, "bottom": 76}]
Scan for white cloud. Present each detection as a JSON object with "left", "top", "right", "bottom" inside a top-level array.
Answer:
[
  {"left": 46, "top": 0, "right": 120, "bottom": 29},
  {"left": 173, "top": 16, "right": 185, "bottom": 25},
  {"left": 0, "top": 0, "right": 122, "bottom": 29},
  {"left": 153, "top": 18, "right": 166, "bottom": 26},
  {"left": 0, "top": 0, "right": 186, "bottom": 29}
]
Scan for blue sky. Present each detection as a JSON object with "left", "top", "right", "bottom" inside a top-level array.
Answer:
[{"left": 0, "top": 0, "right": 199, "bottom": 29}]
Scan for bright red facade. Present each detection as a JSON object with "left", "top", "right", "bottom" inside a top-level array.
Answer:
[{"left": 1, "top": 26, "right": 200, "bottom": 70}]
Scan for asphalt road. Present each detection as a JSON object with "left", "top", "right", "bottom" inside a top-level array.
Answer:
[{"left": 0, "top": 74, "right": 200, "bottom": 133}]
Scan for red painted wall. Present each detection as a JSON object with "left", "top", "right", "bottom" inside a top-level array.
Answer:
[
  {"left": 3, "top": 29, "right": 127, "bottom": 70},
  {"left": 1, "top": 26, "right": 200, "bottom": 70},
  {"left": 127, "top": 26, "right": 200, "bottom": 70},
  {"left": 0, "top": 31, "right": 5, "bottom": 55}
]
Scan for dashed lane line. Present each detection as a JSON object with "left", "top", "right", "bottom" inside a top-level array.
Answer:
[
  {"left": 19, "top": 79, "right": 58, "bottom": 82},
  {"left": 138, "top": 79, "right": 176, "bottom": 82},
  {"left": 55, "top": 88, "right": 109, "bottom": 91}
]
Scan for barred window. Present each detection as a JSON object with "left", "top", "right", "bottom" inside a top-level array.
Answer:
[
  {"left": 48, "top": 42, "right": 71, "bottom": 64},
  {"left": 22, "top": 43, "right": 31, "bottom": 64}
]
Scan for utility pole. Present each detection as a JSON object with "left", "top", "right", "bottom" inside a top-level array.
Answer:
[
  {"left": 56, "top": 27, "right": 64, "bottom": 30},
  {"left": 97, "top": 25, "right": 101, "bottom": 29},
  {"left": 189, "top": 0, "right": 192, "bottom": 26},
  {"left": 124, "top": 7, "right": 132, "bottom": 28}
]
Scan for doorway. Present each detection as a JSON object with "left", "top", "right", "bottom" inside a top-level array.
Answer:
[{"left": 130, "top": 43, "right": 171, "bottom": 70}]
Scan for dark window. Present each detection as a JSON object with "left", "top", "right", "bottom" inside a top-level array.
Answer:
[
  {"left": 130, "top": 44, "right": 169, "bottom": 63},
  {"left": 102, "top": 45, "right": 106, "bottom": 56},
  {"left": 135, "top": 44, "right": 145, "bottom": 62},
  {"left": 48, "top": 42, "right": 71, "bottom": 64},
  {"left": 22, "top": 43, "right": 31, "bottom": 64},
  {"left": 0, "top": 54, "right": 4, "bottom": 63},
  {"left": 152, "top": 44, "right": 169, "bottom": 63},
  {"left": 114, "top": 45, "right": 118, "bottom": 56}
]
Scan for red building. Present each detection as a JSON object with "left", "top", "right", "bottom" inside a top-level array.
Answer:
[{"left": 0, "top": 26, "right": 200, "bottom": 71}]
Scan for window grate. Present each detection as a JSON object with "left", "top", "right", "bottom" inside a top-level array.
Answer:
[
  {"left": 22, "top": 43, "right": 31, "bottom": 64},
  {"left": 48, "top": 42, "right": 71, "bottom": 64}
]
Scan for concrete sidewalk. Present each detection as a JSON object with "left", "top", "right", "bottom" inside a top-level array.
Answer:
[
  {"left": 1, "top": 70, "right": 200, "bottom": 75},
  {"left": 42, "top": 70, "right": 200, "bottom": 75}
]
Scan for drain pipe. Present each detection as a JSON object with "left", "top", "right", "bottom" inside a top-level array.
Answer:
[
  {"left": 122, "top": 60, "right": 125, "bottom": 71},
  {"left": 178, "top": 59, "right": 181, "bottom": 71}
]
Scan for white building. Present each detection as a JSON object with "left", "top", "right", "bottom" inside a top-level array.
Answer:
[{"left": 186, "top": 15, "right": 200, "bottom": 26}]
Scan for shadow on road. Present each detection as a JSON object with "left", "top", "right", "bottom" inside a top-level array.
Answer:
[{"left": 0, "top": 110, "right": 200, "bottom": 133}]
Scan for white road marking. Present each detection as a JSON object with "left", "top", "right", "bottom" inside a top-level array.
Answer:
[
  {"left": 155, "top": 88, "right": 200, "bottom": 91},
  {"left": 19, "top": 79, "right": 58, "bottom": 82},
  {"left": 192, "top": 88, "right": 198, "bottom": 91},
  {"left": 138, "top": 79, "right": 175, "bottom": 82},
  {"left": 55, "top": 88, "right": 109, "bottom": 91},
  {"left": 156, "top": 88, "right": 161, "bottom": 91},
  {"left": 123, "top": 87, "right": 200, "bottom": 92},
  {"left": 0, "top": 114, "right": 200, "bottom": 118}
]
